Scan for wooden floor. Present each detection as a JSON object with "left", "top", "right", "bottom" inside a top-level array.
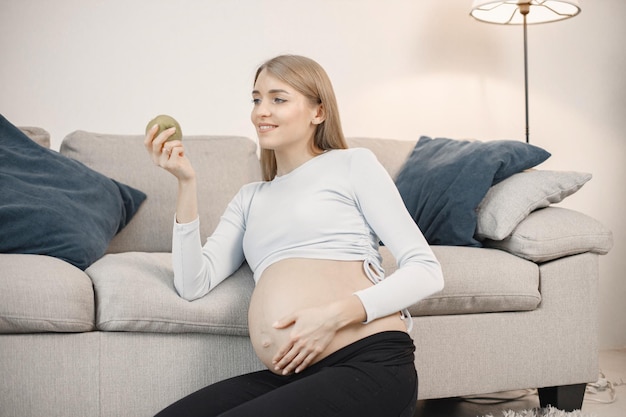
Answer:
[{"left": 413, "top": 349, "right": 626, "bottom": 417}]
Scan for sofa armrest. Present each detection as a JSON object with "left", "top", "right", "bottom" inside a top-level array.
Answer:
[{"left": 482, "top": 207, "right": 613, "bottom": 263}]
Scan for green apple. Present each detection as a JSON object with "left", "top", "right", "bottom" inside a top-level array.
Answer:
[{"left": 146, "top": 115, "right": 182, "bottom": 142}]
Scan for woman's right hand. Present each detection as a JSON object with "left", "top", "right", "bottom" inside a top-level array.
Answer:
[
  {"left": 144, "top": 124, "right": 195, "bottom": 183},
  {"left": 144, "top": 124, "right": 199, "bottom": 224}
]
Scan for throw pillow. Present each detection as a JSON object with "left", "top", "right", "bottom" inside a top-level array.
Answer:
[
  {"left": 475, "top": 170, "right": 592, "bottom": 241},
  {"left": 0, "top": 114, "right": 146, "bottom": 270},
  {"left": 395, "top": 136, "right": 550, "bottom": 247},
  {"left": 483, "top": 207, "right": 613, "bottom": 263}
]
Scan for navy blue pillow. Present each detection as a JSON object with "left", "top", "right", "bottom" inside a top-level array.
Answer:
[
  {"left": 395, "top": 136, "right": 551, "bottom": 247},
  {"left": 0, "top": 114, "right": 146, "bottom": 270}
]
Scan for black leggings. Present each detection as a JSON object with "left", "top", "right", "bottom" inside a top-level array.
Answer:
[{"left": 154, "top": 331, "right": 418, "bottom": 417}]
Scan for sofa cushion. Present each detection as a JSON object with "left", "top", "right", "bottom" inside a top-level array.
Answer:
[
  {"left": 483, "top": 207, "right": 613, "bottom": 263},
  {"left": 91, "top": 247, "right": 542, "bottom": 334},
  {"left": 87, "top": 252, "right": 253, "bottom": 335},
  {"left": 476, "top": 170, "right": 592, "bottom": 241},
  {"left": 0, "top": 254, "right": 95, "bottom": 333},
  {"left": 0, "top": 116, "right": 146, "bottom": 270},
  {"left": 394, "top": 136, "right": 551, "bottom": 247},
  {"left": 61, "top": 132, "right": 261, "bottom": 253},
  {"left": 380, "top": 246, "right": 541, "bottom": 316}
]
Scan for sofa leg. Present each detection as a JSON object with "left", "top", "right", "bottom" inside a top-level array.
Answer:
[{"left": 537, "top": 383, "right": 586, "bottom": 411}]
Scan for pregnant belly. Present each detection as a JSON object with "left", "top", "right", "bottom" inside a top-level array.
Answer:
[{"left": 247, "top": 258, "right": 406, "bottom": 373}]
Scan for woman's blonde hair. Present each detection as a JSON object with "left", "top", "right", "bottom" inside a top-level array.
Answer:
[{"left": 254, "top": 55, "right": 347, "bottom": 181}]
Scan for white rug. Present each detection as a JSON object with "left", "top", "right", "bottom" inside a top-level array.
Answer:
[{"left": 483, "top": 406, "right": 594, "bottom": 417}]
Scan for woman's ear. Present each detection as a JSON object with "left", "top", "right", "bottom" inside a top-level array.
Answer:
[{"left": 312, "top": 104, "right": 326, "bottom": 125}]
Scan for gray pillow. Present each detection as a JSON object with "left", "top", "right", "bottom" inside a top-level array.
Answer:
[
  {"left": 475, "top": 170, "right": 591, "bottom": 241},
  {"left": 483, "top": 207, "right": 613, "bottom": 263}
]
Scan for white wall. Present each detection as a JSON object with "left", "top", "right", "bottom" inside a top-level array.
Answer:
[{"left": 1, "top": 0, "right": 624, "bottom": 348}]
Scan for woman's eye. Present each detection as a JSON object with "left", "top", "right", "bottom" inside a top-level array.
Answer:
[{"left": 252, "top": 97, "right": 286, "bottom": 105}]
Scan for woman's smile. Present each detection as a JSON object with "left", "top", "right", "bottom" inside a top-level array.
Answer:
[{"left": 258, "top": 123, "right": 278, "bottom": 133}]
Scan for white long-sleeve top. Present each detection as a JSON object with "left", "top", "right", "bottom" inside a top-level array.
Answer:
[{"left": 172, "top": 147, "right": 443, "bottom": 324}]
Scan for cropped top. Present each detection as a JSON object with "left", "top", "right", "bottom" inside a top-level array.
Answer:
[{"left": 172, "top": 147, "right": 443, "bottom": 324}]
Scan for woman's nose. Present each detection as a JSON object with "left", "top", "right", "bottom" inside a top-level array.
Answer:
[{"left": 254, "top": 101, "right": 270, "bottom": 117}]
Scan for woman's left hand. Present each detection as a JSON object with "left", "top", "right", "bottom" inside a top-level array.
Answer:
[
  {"left": 271, "top": 304, "right": 339, "bottom": 375},
  {"left": 271, "top": 295, "right": 366, "bottom": 375}
]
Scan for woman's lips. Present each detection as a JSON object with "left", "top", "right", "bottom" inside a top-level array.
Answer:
[{"left": 258, "top": 124, "right": 277, "bottom": 132}]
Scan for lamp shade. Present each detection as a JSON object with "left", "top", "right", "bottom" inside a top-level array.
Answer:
[{"left": 470, "top": 0, "right": 581, "bottom": 25}]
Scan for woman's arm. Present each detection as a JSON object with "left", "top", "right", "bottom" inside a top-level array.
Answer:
[
  {"left": 172, "top": 203, "right": 247, "bottom": 300},
  {"left": 350, "top": 148, "right": 444, "bottom": 322},
  {"left": 144, "top": 125, "right": 247, "bottom": 300}
]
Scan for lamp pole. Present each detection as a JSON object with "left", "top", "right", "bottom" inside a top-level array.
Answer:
[{"left": 520, "top": 2, "right": 530, "bottom": 144}]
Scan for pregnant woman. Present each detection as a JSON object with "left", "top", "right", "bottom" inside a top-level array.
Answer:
[{"left": 147, "top": 54, "right": 444, "bottom": 417}]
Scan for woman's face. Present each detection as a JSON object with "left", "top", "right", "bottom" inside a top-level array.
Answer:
[{"left": 251, "top": 69, "right": 322, "bottom": 153}]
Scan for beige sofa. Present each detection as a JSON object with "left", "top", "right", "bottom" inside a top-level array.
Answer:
[{"left": 0, "top": 128, "right": 613, "bottom": 417}]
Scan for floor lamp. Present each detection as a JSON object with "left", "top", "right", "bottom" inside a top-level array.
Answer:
[{"left": 470, "top": 0, "right": 581, "bottom": 143}]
